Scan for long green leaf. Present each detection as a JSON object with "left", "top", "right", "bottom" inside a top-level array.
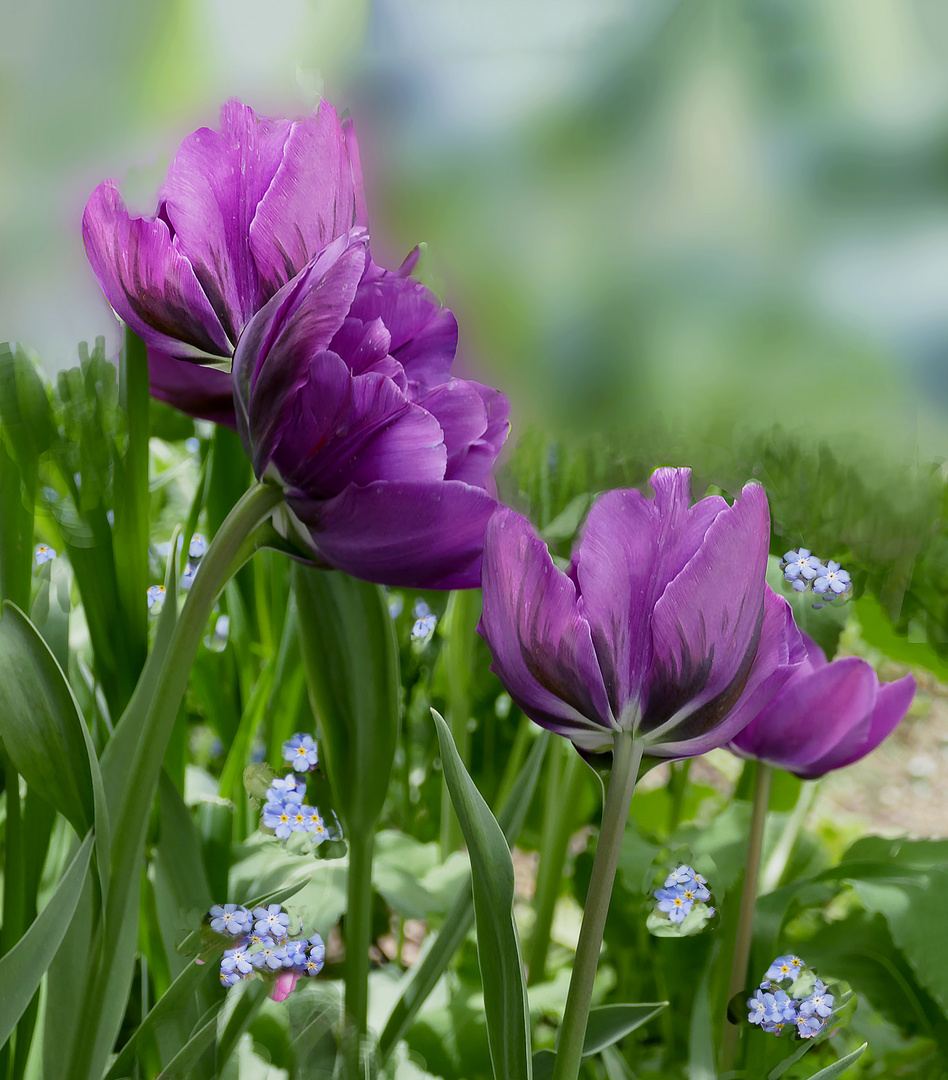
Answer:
[
  {"left": 582, "top": 1003, "right": 667, "bottom": 1055},
  {"left": 293, "top": 565, "right": 400, "bottom": 835},
  {"left": 0, "top": 830, "right": 94, "bottom": 1046},
  {"left": 378, "top": 731, "right": 549, "bottom": 1060},
  {"left": 804, "top": 1043, "right": 867, "bottom": 1079},
  {"left": 431, "top": 708, "right": 532, "bottom": 1080},
  {"left": 0, "top": 603, "right": 102, "bottom": 840},
  {"left": 156, "top": 1008, "right": 219, "bottom": 1079}
]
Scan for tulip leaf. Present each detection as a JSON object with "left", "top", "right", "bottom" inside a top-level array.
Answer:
[
  {"left": 582, "top": 1002, "right": 668, "bottom": 1055},
  {"left": 431, "top": 708, "right": 532, "bottom": 1080},
  {"left": 0, "top": 603, "right": 105, "bottom": 844},
  {"left": 0, "top": 341, "right": 54, "bottom": 473},
  {"left": 293, "top": 566, "right": 399, "bottom": 835},
  {"left": 0, "top": 830, "right": 94, "bottom": 1047},
  {"left": 803, "top": 1043, "right": 867, "bottom": 1079}
]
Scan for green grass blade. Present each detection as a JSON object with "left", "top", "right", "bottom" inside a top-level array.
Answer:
[{"left": 0, "top": 831, "right": 94, "bottom": 1046}]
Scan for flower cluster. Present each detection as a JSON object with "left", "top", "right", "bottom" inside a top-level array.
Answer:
[
  {"left": 747, "top": 955, "right": 835, "bottom": 1039},
  {"left": 654, "top": 865, "right": 710, "bottom": 923},
  {"left": 207, "top": 903, "right": 325, "bottom": 1002},
  {"left": 780, "top": 549, "right": 851, "bottom": 601},
  {"left": 259, "top": 733, "right": 342, "bottom": 846}
]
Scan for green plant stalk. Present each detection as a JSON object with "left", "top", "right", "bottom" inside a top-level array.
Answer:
[
  {"left": 440, "top": 589, "right": 480, "bottom": 856},
  {"left": 527, "top": 743, "right": 584, "bottom": 985},
  {"left": 66, "top": 481, "right": 282, "bottom": 1080},
  {"left": 552, "top": 732, "right": 643, "bottom": 1080},
  {"left": 760, "top": 778, "right": 816, "bottom": 895},
  {"left": 720, "top": 761, "right": 773, "bottom": 1073},
  {"left": 344, "top": 827, "right": 375, "bottom": 1075}
]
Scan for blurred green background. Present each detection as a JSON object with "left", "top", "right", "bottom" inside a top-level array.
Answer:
[{"left": 3, "top": 0, "right": 948, "bottom": 475}]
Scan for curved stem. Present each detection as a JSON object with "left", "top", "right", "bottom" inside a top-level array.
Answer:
[
  {"left": 721, "top": 761, "right": 772, "bottom": 1073},
  {"left": 552, "top": 733, "right": 643, "bottom": 1080},
  {"left": 68, "top": 481, "right": 283, "bottom": 1080}
]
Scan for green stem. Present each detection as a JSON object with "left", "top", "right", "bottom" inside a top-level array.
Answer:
[
  {"left": 721, "top": 761, "right": 772, "bottom": 1073},
  {"left": 440, "top": 590, "right": 480, "bottom": 856},
  {"left": 68, "top": 481, "right": 283, "bottom": 1080},
  {"left": 344, "top": 828, "right": 375, "bottom": 1074},
  {"left": 552, "top": 733, "right": 643, "bottom": 1080},
  {"left": 528, "top": 744, "right": 584, "bottom": 985}
]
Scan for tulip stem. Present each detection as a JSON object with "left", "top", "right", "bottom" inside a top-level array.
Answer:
[
  {"left": 721, "top": 761, "right": 773, "bottom": 1073},
  {"left": 552, "top": 732, "right": 643, "bottom": 1080}
]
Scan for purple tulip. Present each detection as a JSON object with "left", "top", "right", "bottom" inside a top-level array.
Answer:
[
  {"left": 478, "top": 468, "right": 806, "bottom": 759},
  {"left": 82, "top": 98, "right": 367, "bottom": 423},
  {"left": 729, "top": 634, "right": 915, "bottom": 778},
  {"left": 231, "top": 230, "right": 509, "bottom": 589}
]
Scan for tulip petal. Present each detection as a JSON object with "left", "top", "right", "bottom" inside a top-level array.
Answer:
[
  {"left": 148, "top": 348, "right": 237, "bottom": 426},
  {"left": 273, "top": 353, "right": 447, "bottom": 498},
  {"left": 478, "top": 508, "right": 615, "bottom": 750},
  {"left": 640, "top": 482, "right": 772, "bottom": 742},
  {"left": 798, "top": 672, "right": 916, "bottom": 778},
  {"left": 574, "top": 468, "right": 722, "bottom": 722},
  {"left": 286, "top": 480, "right": 498, "bottom": 590},
  {"left": 82, "top": 181, "right": 232, "bottom": 359},
  {"left": 160, "top": 101, "right": 292, "bottom": 340},
  {"left": 233, "top": 232, "right": 368, "bottom": 476},
  {"left": 249, "top": 100, "right": 360, "bottom": 299},
  {"left": 349, "top": 267, "right": 457, "bottom": 389},
  {"left": 342, "top": 116, "right": 369, "bottom": 228}
]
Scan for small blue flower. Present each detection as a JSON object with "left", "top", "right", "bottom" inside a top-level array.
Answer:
[
  {"left": 782, "top": 549, "right": 823, "bottom": 585},
  {"left": 221, "top": 947, "right": 254, "bottom": 977},
  {"left": 266, "top": 775, "right": 305, "bottom": 804},
  {"left": 764, "top": 955, "right": 804, "bottom": 984},
  {"left": 760, "top": 1019, "right": 790, "bottom": 1035},
  {"left": 412, "top": 613, "right": 437, "bottom": 640},
  {"left": 388, "top": 594, "right": 404, "bottom": 619},
  {"left": 283, "top": 733, "right": 318, "bottom": 772},
  {"left": 412, "top": 599, "right": 430, "bottom": 619},
  {"left": 209, "top": 903, "right": 253, "bottom": 937},
  {"left": 253, "top": 905, "right": 290, "bottom": 939},
  {"left": 795, "top": 1015, "right": 824, "bottom": 1039},
  {"left": 250, "top": 943, "right": 284, "bottom": 971},
  {"left": 220, "top": 967, "right": 243, "bottom": 987},
  {"left": 262, "top": 801, "right": 296, "bottom": 839},
  {"left": 799, "top": 980, "right": 834, "bottom": 1019},
  {"left": 812, "top": 561, "right": 851, "bottom": 597},
  {"left": 302, "top": 933, "right": 326, "bottom": 976},
  {"left": 766, "top": 990, "right": 798, "bottom": 1023},
  {"left": 146, "top": 585, "right": 165, "bottom": 613},
  {"left": 180, "top": 564, "right": 197, "bottom": 591},
  {"left": 655, "top": 887, "right": 693, "bottom": 923},
  {"left": 34, "top": 544, "right": 57, "bottom": 566},
  {"left": 189, "top": 533, "right": 208, "bottom": 560},
  {"left": 185, "top": 437, "right": 200, "bottom": 454},
  {"left": 302, "top": 806, "right": 328, "bottom": 843},
  {"left": 747, "top": 990, "right": 769, "bottom": 1025},
  {"left": 287, "top": 804, "right": 309, "bottom": 833},
  {"left": 279, "top": 939, "right": 309, "bottom": 970}
]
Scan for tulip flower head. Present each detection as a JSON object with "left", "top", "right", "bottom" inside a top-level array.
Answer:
[
  {"left": 231, "top": 235, "right": 509, "bottom": 589},
  {"left": 478, "top": 467, "right": 805, "bottom": 761},
  {"left": 82, "top": 98, "right": 367, "bottom": 422},
  {"left": 728, "top": 634, "right": 915, "bottom": 778}
]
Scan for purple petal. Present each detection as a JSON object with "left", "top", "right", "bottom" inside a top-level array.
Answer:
[
  {"left": 328, "top": 316, "right": 393, "bottom": 377},
  {"left": 797, "top": 672, "right": 915, "bottom": 778},
  {"left": 249, "top": 99, "right": 360, "bottom": 299},
  {"left": 349, "top": 263, "right": 458, "bottom": 389},
  {"left": 342, "top": 116, "right": 370, "bottom": 229},
  {"left": 286, "top": 479, "right": 499, "bottom": 590},
  {"left": 415, "top": 379, "right": 511, "bottom": 483},
  {"left": 478, "top": 507, "right": 616, "bottom": 751},
  {"left": 159, "top": 101, "right": 291, "bottom": 340},
  {"left": 272, "top": 353, "right": 447, "bottom": 498},
  {"left": 148, "top": 347, "right": 237, "bottom": 426},
  {"left": 639, "top": 481, "right": 772, "bottom": 745},
  {"left": 233, "top": 231, "right": 368, "bottom": 476},
  {"left": 573, "top": 468, "right": 728, "bottom": 723},
  {"left": 82, "top": 181, "right": 232, "bottom": 359}
]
